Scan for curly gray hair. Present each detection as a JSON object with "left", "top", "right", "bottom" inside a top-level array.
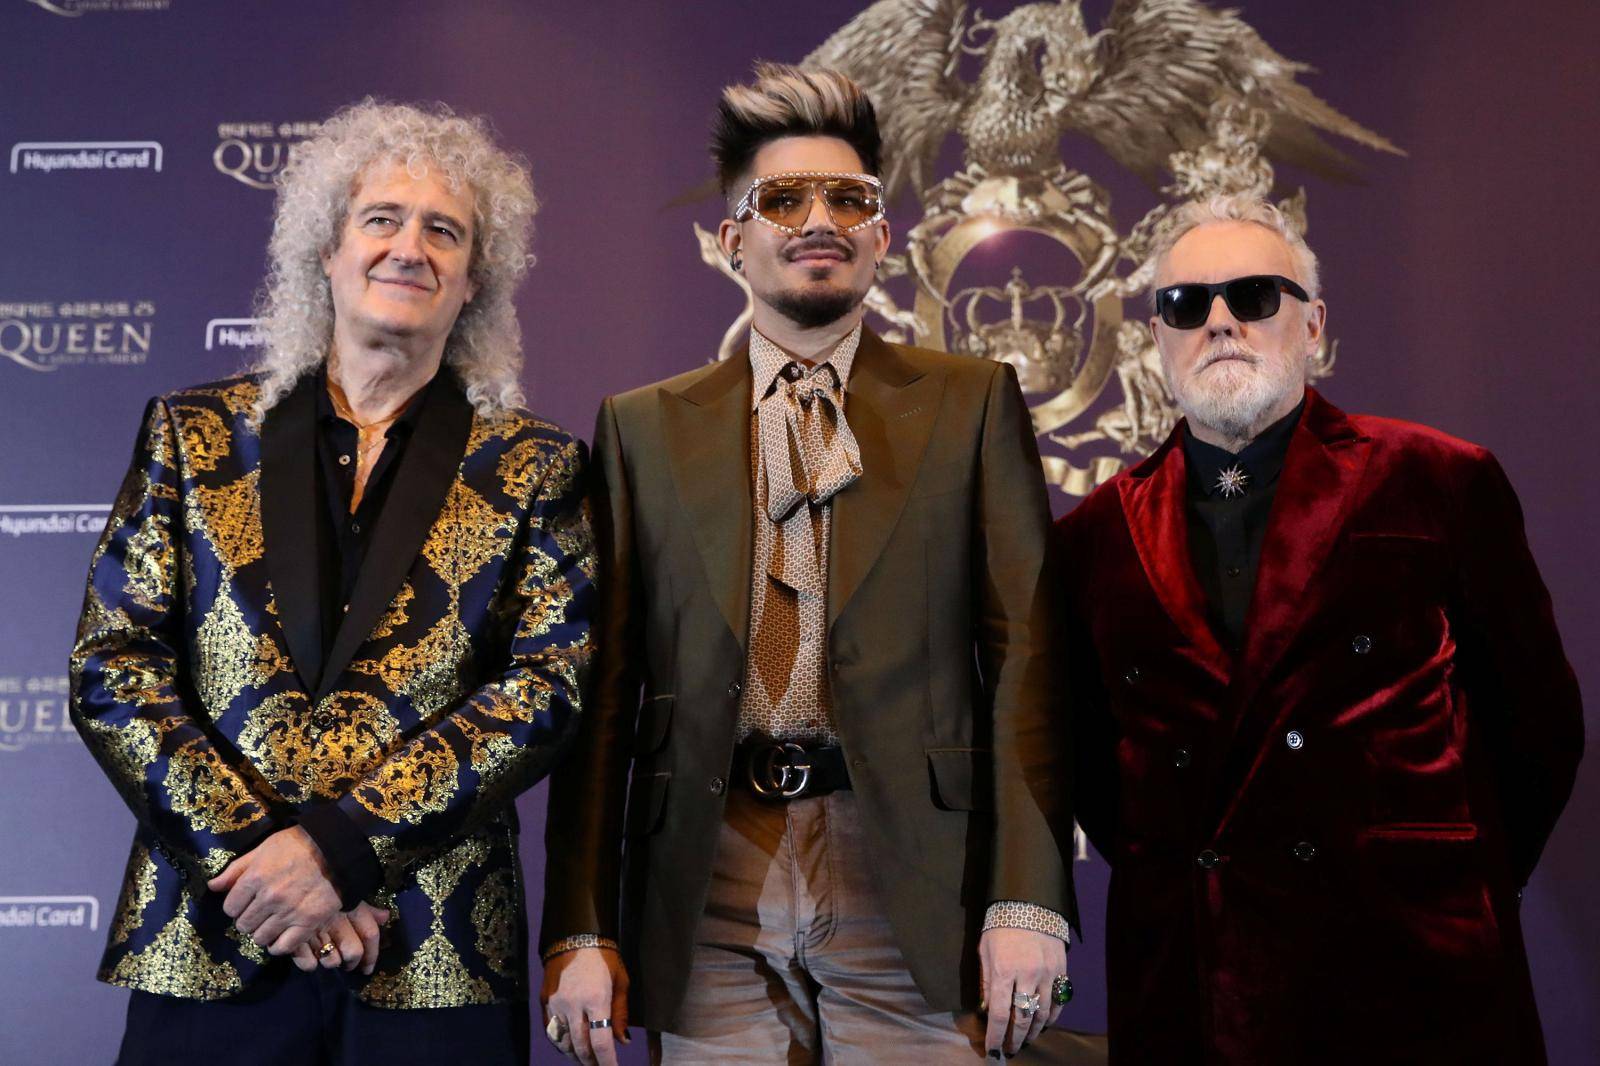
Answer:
[
  {"left": 251, "top": 98, "right": 538, "bottom": 418},
  {"left": 1149, "top": 193, "right": 1321, "bottom": 306}
]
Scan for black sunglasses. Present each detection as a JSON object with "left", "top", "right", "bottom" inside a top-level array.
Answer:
[{"left": 1155, "top": 274, "right": 1311, "bottom": 330}]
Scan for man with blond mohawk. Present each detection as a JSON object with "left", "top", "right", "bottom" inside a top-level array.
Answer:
[
  {"left": 1056, "top": 193, "right": 1582, "bottom": 1064},
  {"left": 70, "top": 100, "right": 593, "bottom": 1065},
  {"left": 541, "top": 64, "right": 1078, "bottom": 1063}
]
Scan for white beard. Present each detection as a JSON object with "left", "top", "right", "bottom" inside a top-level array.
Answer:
[{"left": 1170, "top": 340, "right": 1304, "bottom": 443}]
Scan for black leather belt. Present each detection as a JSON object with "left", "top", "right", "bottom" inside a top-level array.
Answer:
[{"left": 732, "top": 741, "right": 852, "bottom": 801}]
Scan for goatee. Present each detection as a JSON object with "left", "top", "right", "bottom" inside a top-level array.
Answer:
[{"left": 769, "top": 287, "right": 859, "bottom": 330}]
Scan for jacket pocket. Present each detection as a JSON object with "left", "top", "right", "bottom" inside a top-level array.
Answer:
[
  {"left": 926, "top": 747, "right": 994, "bottom": 812},
  {"left": 624, "top": 771, "right": 670, "bottom": 836},
  {"left": 1356, "top": 822, "right": 1501, "bottom": 963},
  {"left": 633, "top": 694, "right": 674, "bottom": 755}
]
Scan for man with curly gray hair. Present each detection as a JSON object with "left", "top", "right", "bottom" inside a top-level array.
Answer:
[{"left": 70, "top": 99, "right": 593, "bottom": 1066}]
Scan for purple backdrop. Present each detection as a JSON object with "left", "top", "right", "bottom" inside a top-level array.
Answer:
[{"left": 2, "top": 2, "right": 1595, "bottom": 1062}]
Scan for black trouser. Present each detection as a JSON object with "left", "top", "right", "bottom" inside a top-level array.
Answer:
[{"left": 116, "top": 964, "right": 528, "bottom": 1066}]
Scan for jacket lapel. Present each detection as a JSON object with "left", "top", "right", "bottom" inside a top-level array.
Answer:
[
  {"left": 1117, "top": 432, "right": 1232, "bottom": 682},
  {"left": 316, "top": 372, "right": 474, "bottom": 702},
  {"left": 1233, "top": 389, "right": 1371, "bottom": 707},
  {"left": 661, "top": 352, "right": 753, "bottom": 651},
  {"left": 259, "top": 375, "right": 325, "bottom": 694},
  {"left": 1211, "top": 389, "right": 1373, "bottom": 832},
  {"left": 828, "top": 329, "right": 942, "bottom": 627}
]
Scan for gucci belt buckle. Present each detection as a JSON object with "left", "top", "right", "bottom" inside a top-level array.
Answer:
[{"left": 747, "top": 742, "right": 813, "bottom": 800}]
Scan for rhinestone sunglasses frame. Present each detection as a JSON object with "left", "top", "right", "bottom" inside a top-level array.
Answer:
[{"left": 732, "top": 171, "right": 886, "bottom": 237}]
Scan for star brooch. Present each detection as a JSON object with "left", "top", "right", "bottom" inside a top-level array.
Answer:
[{"left": 1214, "top": 464, "right": 1249, "bottom": 498}]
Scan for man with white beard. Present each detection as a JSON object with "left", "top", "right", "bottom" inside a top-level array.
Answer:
[{"left": 1053, "top": 193, "right": 1582, "bottom": 1064}]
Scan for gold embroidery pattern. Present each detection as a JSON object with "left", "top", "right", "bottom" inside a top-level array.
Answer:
[
  {"left": 512, "top": 578, "right": 571, "bottom": 640},
  {"left": 78, "top": 715, "right": 161, "bottom": 789},
  {"left": 225, "top": 921, "right": 269, "bottom": 963},
  {"left": 361, "top": 927, "right": 493, "bottom": 1007},
  {"left": 497, "top": 438, "right": 544, "bottom": 502},
  {"left": 186, "top": 379, "right": 259, "bottom": 417},
  {"left": 105, "top": 908, "right": 242, "bottom": 1000},
  {"left": 194, "top": 591, "right": 288, "bottom": 714},
  {"left": 464, "top": 416, "right": 524, "bottom": 456},
  {"left": 363, "top": 836, "right": 493, "bottom": 1007},
  {"left": 144, "top": 402, "right": 177, "bottom": 472},
  {"left": 471, "top": 868, "right": 518, "bottom": 978},
  {"left": 538, "top": 440, "right": 584, "bottom": 502},
  {"left": 100, "top": 652, "right": 171, "bottom": 708},
  {"left": 369, "top": 582, "right": 415, "bottom": 640},
  {"left": 74, "top": 585, "right": 130, "bottom": 645},
  {"left": 187, "top": 470, "right": 264, "bottom": 574},
  {"left": 163, "top": 737, "right": 265, "bottom": 834},
  {"left": 171, "top": 405, "right": 232, "bottom": 474},
  {"left": 422, "top": 482, "right": 516, "bottom": 589},
  {"left": 464, "top": 724, "right": 522, "bottom": 778},
  {"left": 123, "top": 514, "right": 174, "bottom": 611},
  {"left": 198, "top": 848, "right": 235, "bottom": 879},
  {"left": 352, "top": 613, "right": 470, "bottom": 719},
  {"left": 109, "top": 844, "right": 158, "bottom": 945},
  {"left": 353, "top": 736, "right": 460, "bottom": 825},
  {"left": 305, "top": 692, "right": 400, "bottom": 797},
  {"left": 235, "top": 691, "right": 315, "bottom": 798}
]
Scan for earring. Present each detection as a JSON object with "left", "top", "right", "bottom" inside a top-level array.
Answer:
[{"left": 730, "top": 251, "right": 743, "bottom": 273}]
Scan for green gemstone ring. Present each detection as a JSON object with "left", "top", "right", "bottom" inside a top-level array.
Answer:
[{"left": 1051, "top": 974, "right": 1073, "bottom": 1006}]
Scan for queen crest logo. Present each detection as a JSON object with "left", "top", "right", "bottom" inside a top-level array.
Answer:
[{"left": 696, "top": 0, "right": 1403, "bottom": 495}]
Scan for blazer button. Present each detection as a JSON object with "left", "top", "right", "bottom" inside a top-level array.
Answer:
[
  {"left": 1173, "top": 747, "right": 1192, "bottom": 768},
  {"left": 1292, "top": 840, "right": 1318, "bottom": 862},
  {"left": 708, "top": 776, "right": 726, "bottom": 795},
  {"left": 1351, "top": 634, "right": 1373, "bottom": 655},
  {"left": 727, "top": 681, "right": 742, "bottom": 698},
  {"left": 1196, "top": 849, "right": 1221, "bottom": 870},
  {"left": 1123, "top": 665, "right": 1142, "bottom": 686},
  {"left": 1285, "top": 730, "right": 1304, "bottom": 750}
]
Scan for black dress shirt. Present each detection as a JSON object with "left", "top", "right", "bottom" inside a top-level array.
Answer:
[
  {"left": 1181, "top": 398, "right": 1304, "bottom": 650},
  {"left": 313, "top": 370, "right": 434, "bottom": 660}
]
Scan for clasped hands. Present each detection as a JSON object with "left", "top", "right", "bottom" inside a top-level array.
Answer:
[{"left": 205, "top": 826, "right": 390, "bottom": 975}]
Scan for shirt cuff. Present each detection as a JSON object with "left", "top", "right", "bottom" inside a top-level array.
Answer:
[
  {"left": 983, "top": 900, "right": 1071, "bottom": 946},
  {"left": 296, "top": 803, "right": 384, "bottom": 910},
  {"left": 541, "top": 934, "right": 620, "bottom": 962}
]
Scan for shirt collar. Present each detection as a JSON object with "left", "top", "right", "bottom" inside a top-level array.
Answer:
[
  {"left": 748, "top": 324, "right": 863, "bottom": 411},
  {"left": 317, "top": 364, "right": 438, "bottom": 437},
  {"left": 1182, "top": 394, "right": 1305, "bottom": 499}
]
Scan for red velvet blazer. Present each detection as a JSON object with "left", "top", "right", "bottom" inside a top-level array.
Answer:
[{"left": 1054, "top": 388, "right": 1582, "bottom": 1065}]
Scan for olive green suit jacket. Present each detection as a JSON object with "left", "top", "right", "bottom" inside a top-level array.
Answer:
[{"left": 542, "top": 329, "right": 1077, "bottom": 1029}]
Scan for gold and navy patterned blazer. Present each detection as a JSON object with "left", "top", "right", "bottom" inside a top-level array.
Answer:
[{"left": 68, "top": 371, "right": 593, "bottom": 1008}]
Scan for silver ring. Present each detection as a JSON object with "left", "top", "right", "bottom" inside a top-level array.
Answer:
[
  {"left": 545, "top": 1015, "right": 569, "bottom": 1043},
  {"left": 589, "top": 1017, "right": 613, "bottom": 1030},
  {"left": 1012, "top": 990, "right": 1041, "bottom": 1016}
]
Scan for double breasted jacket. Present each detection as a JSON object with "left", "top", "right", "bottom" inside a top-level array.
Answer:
[
  {"left": 1056, "top": 388, "right": 1582, "bottom": 1064},
  {"left": 69, "top": 372, "right": 593, "bottom": 1009},
  {"left": 541, "top": 329, "right": 1078, "bottom": 1030}
]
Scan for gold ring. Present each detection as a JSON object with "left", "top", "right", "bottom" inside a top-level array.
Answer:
[{"left": 317, "top": 942, "right": 336, "bottom": 958}]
